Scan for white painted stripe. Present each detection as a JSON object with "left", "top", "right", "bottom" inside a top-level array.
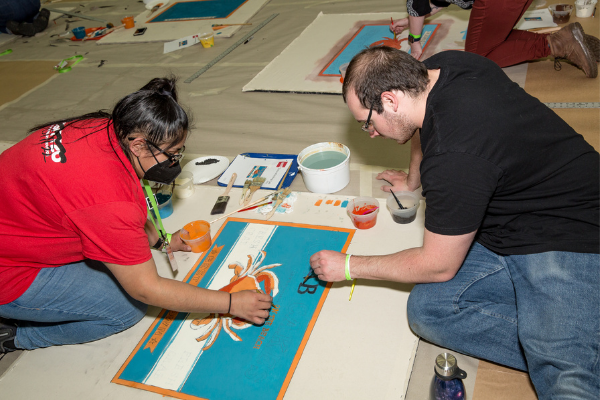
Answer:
[{"left": 143, "top": 223, "right": 277, "bottom": 390}]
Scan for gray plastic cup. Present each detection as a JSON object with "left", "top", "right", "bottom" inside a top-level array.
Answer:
[{"left": 386, "top": 191, "right": 420, "bottom": 224}]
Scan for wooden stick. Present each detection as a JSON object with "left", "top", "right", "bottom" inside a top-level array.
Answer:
[
  {"left": 527, "top": 26, "right": 561, "bottom": 33},
  {"left": 212, "top": 23, "right": 253, "bottom": 27},
  {"left": 209, "top": 189, "right": 283, "bottom": 224}
]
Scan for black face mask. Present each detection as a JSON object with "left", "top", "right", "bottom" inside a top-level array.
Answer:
[{"left": 138, "top": 156, "right": 182, "bottom": 185}]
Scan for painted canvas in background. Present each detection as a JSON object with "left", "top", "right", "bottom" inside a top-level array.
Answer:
[
  {"left": 149, "top": 0, "right": 248, "bottom": 22},
  {"left": 98, "top": 0, "right": 270, "bottom": 43},
  {"left": 320, "top": 24, "right": 439, "bottom": 77},
  {"left": 243, "top": 10, "right": 470, "bottom": 94}
]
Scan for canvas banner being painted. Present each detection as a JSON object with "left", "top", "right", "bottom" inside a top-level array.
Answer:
[
  {"left": 113, "top": 218, "right": 354, "bottom": 400},
  {"left": 243, "top": 9, "right": 470, "bottom": 94}
]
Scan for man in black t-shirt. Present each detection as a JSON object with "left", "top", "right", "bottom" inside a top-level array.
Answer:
[{"left": 310, "top": 47, "right": 599, "bottom": 400}]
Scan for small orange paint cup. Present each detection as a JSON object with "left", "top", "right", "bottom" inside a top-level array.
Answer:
[
  {"left": 347, "top": 197, "right": 379, "bottom": 230},
  {"left": 121, "top": 16, "right": 135, "bottom": 29},
  {"left": 180, "top": 220, "right": 212, "bottom": 253}
]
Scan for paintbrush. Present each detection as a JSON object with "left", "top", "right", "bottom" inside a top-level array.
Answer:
[
  {"left": 239, "top": 201, "right": 272, "bottom": 212},
  {"left": 240, "top": 179, "right": 252, "bottom": 205},
  {"left": 265, "top": 188, "right": 292, "bottom": 220},
  {"left": 210, "top": 173, "right": 237, "bottom": 215},
  {"left": 147, "top": 3, "right": 163, "bottom": 17},
  {"left": 389, "top": 190, "right": 405, "bottom": 210},
  {"left": 209, "top": 189, "right": 284, "bottom": 224},
  {"left": 383, "top": 179, "right": 405, "bottom": 209},
  {"left": 243, "top": 176, "right": 266, "bottom": 206}
]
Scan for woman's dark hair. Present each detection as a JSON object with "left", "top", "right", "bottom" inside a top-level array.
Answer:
[
  {"left": 342, "top": 46, "right": 430, "bottom": 113},
  {"left": 29, "top": 76, "right": 191, "bottom": 163}
]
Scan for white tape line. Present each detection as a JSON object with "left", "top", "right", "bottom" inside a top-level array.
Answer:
[{"left": 359, "top": 164, "right": 374, "bottom": 197}]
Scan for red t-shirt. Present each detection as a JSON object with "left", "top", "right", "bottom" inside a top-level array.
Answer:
[{"left": 0, "top": 119, "right": 152, "bottom": 304}]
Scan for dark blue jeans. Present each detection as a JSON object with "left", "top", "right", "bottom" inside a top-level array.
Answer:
[
  {"left": 0, "top": 0, "right": 41, "bottom": 33},
  {"left": 0, "top": 260, "right": 147, "bottom": 349},
  {"left": 408, "top": 242, "right": 599, "bottom": 400}
]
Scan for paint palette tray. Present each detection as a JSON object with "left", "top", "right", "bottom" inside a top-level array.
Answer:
[
  {"left": 70, "top": 27, "right": 109, "bottom": 41},
  {"left": 217, "top": 152, "right": 299, "bottom": 190}
]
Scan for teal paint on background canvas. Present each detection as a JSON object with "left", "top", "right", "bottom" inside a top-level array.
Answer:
[
  {"left": 322, "top": 24, "right": 438, "bottom": 76},
  {"left": 150, "top": 0, "right": 247, "bottom": 22}
]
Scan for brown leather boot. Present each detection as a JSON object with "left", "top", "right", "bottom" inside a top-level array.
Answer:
[
  {"left": 547, "top": 22, "right": 597, "bottom": 78},
  {"left": 584, "top": 34, "right": 600, "bottom": 63}
]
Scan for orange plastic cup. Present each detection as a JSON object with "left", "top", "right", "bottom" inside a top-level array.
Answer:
[
  {"left": 180, "top": 220, "right": 212, "bottom": 253},
  {"left": 346, "top": 197, "right": 380, "bottom": 230},
  {"left": 121, "top": 16, "right": 135, "bottom": 29}
]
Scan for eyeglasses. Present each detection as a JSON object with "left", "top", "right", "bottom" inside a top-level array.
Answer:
[
  {"left": 361, "top": 103, "right": 375, "bottom": 132},
  {"left": 145, "top": 140, "right": 185, "bottom": 166},
  {"left": 129, "top": 137, "right": 185, "bottom": 167}
]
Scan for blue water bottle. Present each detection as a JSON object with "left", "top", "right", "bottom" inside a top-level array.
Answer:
[{"left": 430, "top": 352, "right": 468, "bottom": 400}]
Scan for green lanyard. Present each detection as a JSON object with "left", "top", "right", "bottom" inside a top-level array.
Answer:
[
  {"left": 142, "top": 179, "right": 171, "bottom": 246},
  {"left": 142, "top": 180, "right": 178, "bottom": 272}
]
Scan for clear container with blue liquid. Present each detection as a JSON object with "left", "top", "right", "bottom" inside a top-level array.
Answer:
[
  {"left": 156, "top": 185, "right": 174, "bottom": 219},
  {"left": 430, "top": 353, "right": 467, "bottom": 400}
]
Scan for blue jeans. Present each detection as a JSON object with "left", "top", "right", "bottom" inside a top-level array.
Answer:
[
  {"left": 407, "top": 243, "right": 599, "bottom": 400},
  {"left": 0, "top": 0, "right": 40, "bottom": 33},
  {"left": 0, "top": 260, "right": 147, "bottom": 349}
]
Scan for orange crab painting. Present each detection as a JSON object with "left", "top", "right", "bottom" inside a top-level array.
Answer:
[
  {"left": 369, "top": 37, "right": 406, "bottom": 50},
  {"left": 190, "top": 250, "right": 280, "bottom": 350}
]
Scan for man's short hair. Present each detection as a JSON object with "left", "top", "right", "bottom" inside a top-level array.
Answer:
[{"left": 342, "top": 46, "right": 430, "bottom": 113}]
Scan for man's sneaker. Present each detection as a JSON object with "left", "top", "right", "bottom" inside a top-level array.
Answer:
[
  {"left": 5, "top": 20, "right": 36, "bottom": 37},
  {"left": 547, "top": 22, "right": 598, "bottom": 78},
  {"left": 33, "top": 8, "right": 50, "bottom": 33},
  {"left": 0, "top": 319, "right": 18, "bottom": 353}
]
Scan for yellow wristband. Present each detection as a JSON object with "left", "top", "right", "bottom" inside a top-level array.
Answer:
[{"left": 345, "top": 254, "right": 352, "bottom": 280}]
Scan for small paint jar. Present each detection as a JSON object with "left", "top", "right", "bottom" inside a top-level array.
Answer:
[
  {"left": 347, "top": 197, "right": 379, "bottom": 229},
  {"left": 180, "top": 220, "right": 212, "bottom": 253},
  {"left": 387, "top": 191, "right": 420, "bottom": 224},
  {"left": 156, "top": 193, "right": 173, "bottom": 219},
  {"left": 174, "top": 171, "right": 195, "bottom": 199},
  {"left": 121, "top": 16, "right": 135, "bottom": 29},
  {"left": 72, "top": 27, "right": 86, "bottom": 39},
  {"left": 199, "top": 32, "right": 214, "bottom": 48}
]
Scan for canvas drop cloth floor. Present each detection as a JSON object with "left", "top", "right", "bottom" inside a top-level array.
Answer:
[{"left": 0, "top": 0, "right": 598, "bottom": 398}]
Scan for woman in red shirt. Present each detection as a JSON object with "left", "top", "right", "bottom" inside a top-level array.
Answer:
[{"left": 0, "top": 77, "right": 271, "bottom": 352}]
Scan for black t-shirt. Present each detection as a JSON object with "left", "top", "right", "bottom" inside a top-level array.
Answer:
[{"left": 421, "top": 51, "right": 599, "bottom": 255}]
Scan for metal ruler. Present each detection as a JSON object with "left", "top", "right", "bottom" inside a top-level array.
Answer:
[
  {"left": 543, "top": 102, "right": 600, "bottom": 109},
  {"left": 184, "top": 13, "right": 279, "bottom": 84}
]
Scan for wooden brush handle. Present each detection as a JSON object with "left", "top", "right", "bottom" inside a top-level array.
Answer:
[
  {"left": 265, "top": 189, "right": 291, "bottom": 220},
  {"left": 223, "top": 173, "right": 236, "bottom": 196},
  {"left": 264, "top": 198, "right": 283, "bottom": 220},
  {"left": 209, "top": 190, "right": 282, "bottom": 224}
]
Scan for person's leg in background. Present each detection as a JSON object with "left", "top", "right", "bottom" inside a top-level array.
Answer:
[
  {"left": 465, "top": 0, "right": 549, "bottom": 67},
  {"left": 0, "top": 260, "right": 147, "bottom": 350},
  {"left": 465, "top": 0, "right": 597, "bottom": 78},
  {"left": 407, "top": 242, "right": 529, "bottom": 371},
  {"left": 0, "top": 0, "right": 49, "bottom": 36},
  {"left": 506, "top": 251, "right": 600, "bottom": 400}
]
